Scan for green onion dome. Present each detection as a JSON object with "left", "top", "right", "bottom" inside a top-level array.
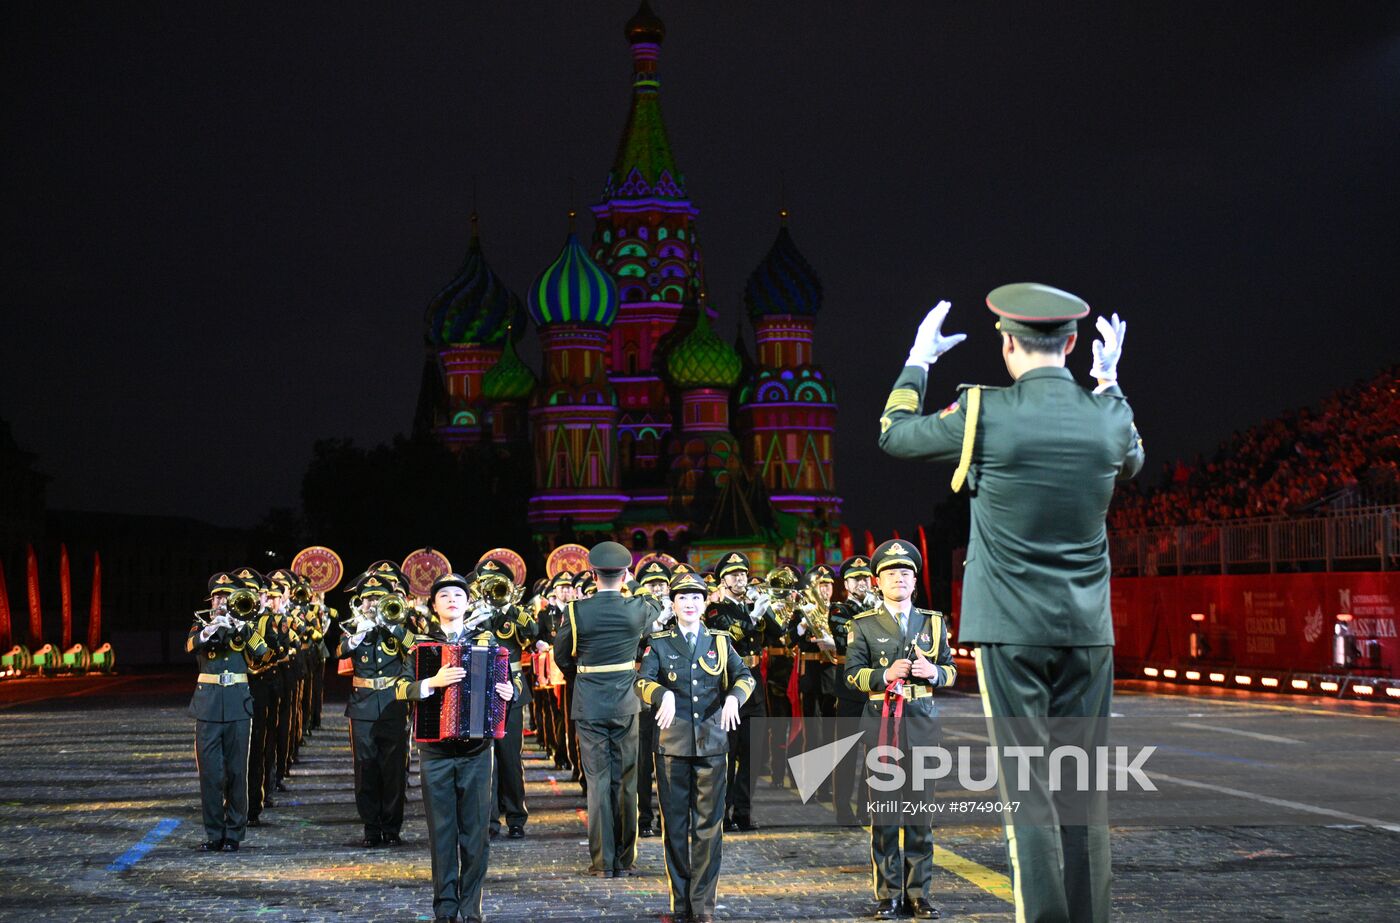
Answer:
[
  {"left": 481, "top": 334, "right": 538, "bottom": 402},
  {"left": 529, "top": 227, "right": 620, "bottom": 328},
  {"left": 744, "top": 214, "right": 823, "bottom": 319},
  {"left": 425, "top": 219, "right": 525, "bottom": 347},
  {"left": 666, "top": 306, "right": 742, "bottom": 390}
]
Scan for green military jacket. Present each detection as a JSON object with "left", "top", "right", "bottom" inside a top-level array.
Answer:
[
  {"left": 844, "top": 605, "right": 956, "bottom": 708},
  {"left": 338, "top": 623, "right": 412, "bottom": 721},
  {"left": 878, "top": 364, "right": 1145, "bottom": 646},
  {"left": 187, "top": 619, "right": 268, "bottom": 722},
  {"left": 554, "top": 591, "right": 651, "bottom": 720},
  {"left": 636, "top": 627, "right": 756, "bottom": 757}
]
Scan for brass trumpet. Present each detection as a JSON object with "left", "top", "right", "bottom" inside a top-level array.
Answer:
[
  {"left": 290, "top": 584, "right": 312, "bottom": 605},
  {"left": 470, "top": 572, "right": 522, "bottom": 610},
  {"left": 377, "top": 593, "right": 407, "bottom": 624},
  {"left": 194, "top": 588, "right": 259, "bottom": 626}
]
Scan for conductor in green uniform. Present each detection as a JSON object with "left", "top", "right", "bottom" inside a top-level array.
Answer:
[
  {"left": 553, "top": 540, "right": 652, "bottom": 878},
  {"left": 877, "top": 284, "right": 1145, "bottom": 923},
  {"left": 637, "top": 571, "right": 756, "bottom": 923}
]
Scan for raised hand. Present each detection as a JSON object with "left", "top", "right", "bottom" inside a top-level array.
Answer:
[
  {"left": 906, "top": 300, "right": 967, "bottom": 370},
  {"left": 1090, "top": 313, "right": 1126, "bottom": 393}
]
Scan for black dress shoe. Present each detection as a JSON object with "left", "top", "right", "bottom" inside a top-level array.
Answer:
[
  {"left": 871, "top": 898, "right": 901, "bottom": 919},
  {"left": 222, "top": 840, "right": 240, "bottom": 851},
  {"left": 359, "top": 834, "right": 383, "bottom": 848},
  {"left": 735, "top": 816, "right": 760, "bottom": 831},
  {"left": 908, "top": 898, "right": 940, "bottom": 919},
  {"left": 613, "top": 866, "right": 637, "bottom": 877},
  {"left": 585, "top": 866, "right": 609, "bottom": 877},
  {"left": 639, "top": 821, "right": 657, "bottom": 838},
  {"left": 508, "top": 825, "right": 525, "bottom": 839},
  {"left": 382, "top": 833, "right": 402, "bottom": 846},
  {"left": 722, "top": 817, "right": 739, "bottom": 832},
  {"left": 692, "top": 914, "right": 715, "bottom": 923},
  {"left": 433, "top": 916, "right": 459, "bottom": 923},
  {"left": 199, "top": 839, "right": 224, "bottom": 852}
]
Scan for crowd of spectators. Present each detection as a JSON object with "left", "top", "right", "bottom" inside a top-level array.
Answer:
[{"left": 1110, "top": 365, "right": 1400, "bottom": 532}]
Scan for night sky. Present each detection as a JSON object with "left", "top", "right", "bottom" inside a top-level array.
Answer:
[{"left": 4, "top": 2, "right": 1398, "bottom": 535}]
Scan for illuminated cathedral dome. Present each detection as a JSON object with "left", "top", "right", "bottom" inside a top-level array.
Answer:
[
  {"left": 529, "top": 223, "right": 620, "bottom": 328},
  {"left": 482, "top": 334, "right": 538, "bottom": 402},
  {"left": 425, "top": 216, "right": 525, "bottom": 347},
  {"left": 666, "top": 306, "right": 741, "bottom": 390},
  {"left": 743, "top": 213, "right": 823, "bottom": 318}
]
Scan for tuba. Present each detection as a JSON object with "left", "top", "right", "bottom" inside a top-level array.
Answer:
[
  {"left": 761, "top": 565, "right": 802, "bottom": 622},
  {"left": 798, "top": 583, "right": 837, "bottom": 660}
]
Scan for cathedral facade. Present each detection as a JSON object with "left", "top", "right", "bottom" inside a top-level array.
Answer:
[{"left": 416, "top": 2, "right": 840, "bottom": 570}]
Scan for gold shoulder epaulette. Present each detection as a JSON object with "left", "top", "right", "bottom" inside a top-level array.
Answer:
[
  {"left": 651, "top": 629, "right": 676, "bottom": 639},
  {"left": 916, "top": 607, "right": 944, "bottom": 618},
  {"left": 852, "top": 608, "right": 880, "bottom": 620}
]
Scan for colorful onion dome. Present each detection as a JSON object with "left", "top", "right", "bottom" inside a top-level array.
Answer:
[
  {"left": 666, "top": 305, "right": 742, "bottom": 390},
  {"left": 529, "top": 223, "right": 620, "bottom": 328},
  {"left": 425, "top": 217, "right": 525, "bottom": 347},
  {"left": 482, "top": 332, "right": 538, "bottom": 402},
  {"left": 743, "top": 213, "right": 823, "bottom": 318},
  {"left": 625, "top": 0, "right": 665, "bottom": 45}
]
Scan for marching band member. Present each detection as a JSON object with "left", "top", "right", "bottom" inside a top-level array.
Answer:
[
  {"left": 828, "top": 554, "right": 877, "bottom": 825},
  {"left": 785, "top": 564, "right": 840, "bottom": 804},
  {"left": 844, "top": 540, "right": 956, "bottom": 920},
  {"left": 188, "top": 571, "right": 268, "bottom": 852},
  {"left": 637, "top": 571, "right": 756, "bottom": 923},
  {"left": 635, "top": 559, "right": 675, "bottom": 838},
  {"left": 702, "top": 552, "right": 769, "bottom": 833},
  {"left": 475, "top": 558, "right": 539, "bottom": 839},
  {"left": 395, "top": 573, "right": 516, "bottom": 923},
  {"left": 339, "top": 570, "right": 413, "bottom": 848},
  {"left": 553, "top": 541, "right": 651, "bottom": 878}
]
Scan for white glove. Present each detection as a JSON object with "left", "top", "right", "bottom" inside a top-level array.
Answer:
[
  {"left": 353, "top": 615, "right": 376, "bottom": 634},
  {"left": 200, "top": 624, "right": 219, "bottom": 642},
  {"left": 1090, "top": 313, "right": 1126, "bottom": 394},
  {"left": 749, "top": 595, "right": 771, "bottom": 624},
  {"left": 905, "top": 300, "right": 967, "bottom": 370},
  {"left": 796, "top": 622, "right": 807, "bottom": 637}
]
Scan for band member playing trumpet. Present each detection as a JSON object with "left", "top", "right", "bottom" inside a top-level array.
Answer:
[
  {"left": 786, "top": 565, "right": 840, "bottom": 804},
  {"left": 188, "top": 571, "right": 268, "bottom": 852},
  {"left": 395, "top": 573, "right": 516, "bottom": 923},
  {"left": 828, "top": 554, "right": 877, "bottom": 825},
  {"left": 637, "top": 571, "right": 756, "bottom": 923},
  {"left": 702, "top": 552, "right": 771, "bottom": 832},
  {"left": 339, "top": 571, "right": 413, "bottom": 848},
  {"left": 473, "top": 558, "right": 538, "bottom": 839}
]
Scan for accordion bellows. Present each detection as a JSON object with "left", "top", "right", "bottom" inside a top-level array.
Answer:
[{"left": 413, "top": 641, "right": 510, "bottom": 741}]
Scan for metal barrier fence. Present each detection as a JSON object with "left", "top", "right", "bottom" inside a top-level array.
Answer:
[{"left": 1108, "top": 507, "right": 1397, "bottom": 575}]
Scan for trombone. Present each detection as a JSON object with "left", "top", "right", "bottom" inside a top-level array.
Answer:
[
  {"left": 470, "top": 572, "right": 522, "bottom": 611},
  {"left": 194, "top": 588, "right": 259, "bottom": 629}
]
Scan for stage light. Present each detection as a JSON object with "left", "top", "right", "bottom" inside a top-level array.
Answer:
[
  {"left": 1143, "top": 667, "right": 1159, "bottom": 677},
  {"left": 1185, "top": 670, "right": 1201, "bottom": 681},
  {"left": 1320, "top": 680, "right": 1340, "bottom": 692},
  {"left": 1162, "top": 669, "right": 1178, "bottom": 678},
  {"left": 1354, "top": 684, "right": 1374, "bottom": 696},
  {"left": 1210, "top": 672, "right": 1226, "bottom": 682},
  {"left": 1260, "top": 677, "right": 1279, "bottom": 688},
  {"left": 1235, "top": 675, "right": 1252, "bottom": 685},
  {"left": 1291, "top": 679, "right": 1309, "bottom": 690}
]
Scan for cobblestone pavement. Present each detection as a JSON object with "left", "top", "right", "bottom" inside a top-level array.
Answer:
[{"left": 0, "top": 676, "right": 1396, "bottom": 922}]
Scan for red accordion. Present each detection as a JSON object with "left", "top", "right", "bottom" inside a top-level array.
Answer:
[{"left": 412, "top": 641, "right": 510, "bottom": 742}]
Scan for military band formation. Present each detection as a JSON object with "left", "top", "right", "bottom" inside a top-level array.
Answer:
[{"left": 187, "top": 285, "right": 1142, "bottom": 923}]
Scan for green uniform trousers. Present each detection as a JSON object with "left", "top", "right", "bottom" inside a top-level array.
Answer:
[
  {"left": 195, "top": 717, "right": 250, "bottom": 843},
  {"left": 975, "top": 644, "right": 1113, "bottom": 923},
  {"left": 420, "top": 748, "right": 493, "bottom": 922},
  {"left": 575, "top": 714, "right": 640, "bottom": 873},
  {"left": 657, "top": 753, "right": 727, "bottom": 918}
]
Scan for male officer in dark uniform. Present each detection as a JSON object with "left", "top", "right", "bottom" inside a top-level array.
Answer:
[
  {"left": 476, "top": 557, "right": 539, "bottom": 839},
  {"left": 877, "top": 285, "right": 1145, "bottom": 923},
  {"left": 339, "top": 571, "right": 413, "bottom": 847},
  {"left": 188, "top": 571, "right": 269, "bottom": 852},
  {"left": 845, "top": 540, "right": 956, "bottom": 920},
  {"left": 553, "top": 541, "right": 651, "bottom": 878},
  {"left": 703, "top": 551, "right": 771, "bottom": 832},
  {"left": 786, "top": 564, "right": 839, "bottom": 803},
  {"left": 828, "top": 554, "right": 876, "bottom": 825},
  {"left": 635, "top": 559, "right": 675, "bottom": 838},
  {"left": 637, "top": 571, "right": 757, "bottom": 923},
  {"left": 246, "top": 578, "right": 281, "bottom": 827}
]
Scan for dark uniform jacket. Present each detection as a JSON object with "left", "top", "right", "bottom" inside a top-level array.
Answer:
[
  {"left": 704, "top": 596, "right": 766, "bottom": 662},
  {"left": 636, "top": 627, "right": 756, "bottom": 757},
  {"left": 187, "top": 619, "right": 268, "bottom": 722},
  {"left": 489, "top": 603, "right": 538, "bottom": 706},
  {"left": 843, "top": 605, "right": 957, "bottom": 720},
  {"left": 828, "top": 599, "right": 869, "bottom": 702},
  {"left": 338, "top": 623, "right": 411, "bottom": 721},
  {"left": 878, "top": 364, "right": 1145, "bottom": 646},
  {"left": 554, "top": 591, "right": 650, "bottom": 720}
]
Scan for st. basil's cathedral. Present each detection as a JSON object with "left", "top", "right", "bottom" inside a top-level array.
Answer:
[{"left": 414, "top": 2, "right": 840, "bottom": 573}]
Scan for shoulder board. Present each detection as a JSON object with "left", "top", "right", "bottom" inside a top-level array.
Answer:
[
  {"left": 957, "top": 383, "right": 1003, "bottom": 392},
  {"left": 852, "top": 608, "right": 880, "bottom": 620},
  {"left": 706, "top": 627, "right": 728, "bottom": 637},
  {"left": 651, "top": 629, "right": 676, "bottom": 639},
  {"left": 916, "top": 607, "right": 944, "bottom": 618}
]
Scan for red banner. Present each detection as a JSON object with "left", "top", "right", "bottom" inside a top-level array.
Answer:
[
  {"left": 26, "top": 545, "right": 42, "bottom": 647},
  {"left": 88, "top": 552, "right": 103, "bottom": 649},
  {"left": 838, "top": 525, "right": 854, "bottom": 560},
  {"left": 953, "top": 572, "right": 1400, "bottom": 677},
  {"left": 0, "top": 562, "right": 11, "bottom": 650},
  {"left": 917, "top": 526, "right": 932, "bottom": 603},
  {"left": 60, "top": 544, "right": 72, "bottom": 650},
  {"left": 864, "top": 530, "right": 876, "bottom": 558}
]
